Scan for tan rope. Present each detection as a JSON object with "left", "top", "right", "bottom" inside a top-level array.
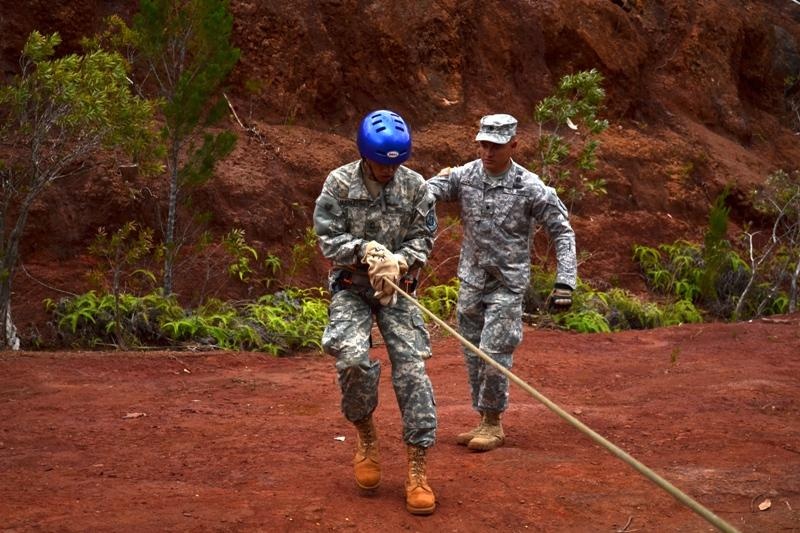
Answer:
[{"left": 386, "top": 279, "right": 740, "bottom": 533}]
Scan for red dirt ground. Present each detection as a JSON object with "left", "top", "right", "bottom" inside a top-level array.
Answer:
[
  {"left": 3, "top": 2, "right": 800, "bottom": 531},
  {"left": 2, "top": 316, "right": 799, "bottom": 532}
]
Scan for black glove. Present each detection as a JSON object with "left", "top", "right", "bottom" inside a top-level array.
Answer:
[{"left": 547, "top": 283, "right": 573, "bottom": 312}]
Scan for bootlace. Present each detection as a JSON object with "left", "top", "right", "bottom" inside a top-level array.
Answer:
[
  {"left": 409, "top": 448, "right": 426, "bottom": 482},
  {"left": 356, "top": 421, "right": 376, "bottom": 453}
]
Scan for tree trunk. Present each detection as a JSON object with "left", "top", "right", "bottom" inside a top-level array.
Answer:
[
  {"left": 790, "top": 257, "right": 800, "bottom": 314},
  {"left": 0, "top": 279, "right": 20, "bottom": 350},
  {"left": 163, "top": 142, "right": 181, "bottom": 295}
]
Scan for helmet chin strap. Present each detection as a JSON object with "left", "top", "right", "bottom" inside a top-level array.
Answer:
[{"left": 361, "top": 159, "right": 387, "bottom": 202}]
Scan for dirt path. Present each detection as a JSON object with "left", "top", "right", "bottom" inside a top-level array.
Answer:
[{"left": 1, "top": 318, "right": 799, "bottom": 532}]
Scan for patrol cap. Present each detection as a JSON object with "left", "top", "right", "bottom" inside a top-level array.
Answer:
[{"left": 475, "top": 113, "right": 518, "bottom": 144}]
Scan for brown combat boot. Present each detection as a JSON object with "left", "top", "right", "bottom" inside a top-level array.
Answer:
[
  {"left": 467, "top": 411, "right": 505, "bottom": 451},
  {"left": 405, "top": 445, "right": 436, "bottom": 515},
  {"left": 456, "top": 412, "right": 487, "bottom": 445},
  {"left": 353, "top": 416, "right": 380, "bottom": 490}
]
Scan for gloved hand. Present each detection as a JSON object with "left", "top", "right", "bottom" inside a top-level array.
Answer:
[
  {"left": 361, "top": 241, "right": 408, "bottom": 305},
  {"left": 546, "top": 284, "right": 573, "bottom": 313}
]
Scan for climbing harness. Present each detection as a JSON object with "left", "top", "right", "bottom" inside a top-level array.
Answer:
[{"left": 385, "top": 279, "right": 740, "bottom": 533}]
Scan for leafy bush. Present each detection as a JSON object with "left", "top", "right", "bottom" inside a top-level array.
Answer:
[
  {"left": 47, "top": 287, "right": 329, "bottom": 354},
  {"left": 558, "top": 310, "right": 610, "bottom": 333},
  {"left": 631, "top": 186, "right": 787, "bottom": 322},
  {"left": 245, "top": 288, "right": 329, "bottom": 353},
  {"left": 523, "top": 265, "right": 702, "bottom": 332},
  {"left": 531, "top": 68, "right": 610, "bottom": 205},
  {"left": 419, "top": 279, "right": 460, "bottom": 321},
  {"left": 46, "top": 291, "right": 183, "bottom": 348}
]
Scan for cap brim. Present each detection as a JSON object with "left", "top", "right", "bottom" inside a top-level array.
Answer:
[{"left": 475, "top": 132, "right": 513, "bottom": 144}]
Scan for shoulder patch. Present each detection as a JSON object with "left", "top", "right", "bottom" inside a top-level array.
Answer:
[{"left": 425, "top": 209, "right": 438, "bottom": 233}]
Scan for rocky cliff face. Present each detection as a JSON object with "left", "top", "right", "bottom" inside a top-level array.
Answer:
[{"left": 2, "top": 0, "right": 800, "bottom": 335}]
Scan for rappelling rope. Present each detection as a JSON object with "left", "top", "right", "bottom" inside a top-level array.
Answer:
[{"left": 385, "top": 279, "right": 740, "bottom": 533}]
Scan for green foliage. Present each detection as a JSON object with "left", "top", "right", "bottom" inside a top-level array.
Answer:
[
  {"left": 751, "top": 169, "right": 800, "bottom": 313},
  {"left": 1, "top": 32, "right": 158, "bottom": 162},
  {"left": 289, "top": 227, "right": 318, "bottom": 277},
  {"left": 0, "top": 30, "right": 157, "bottom": 346},
  {"left": 700, "top": 189, "right": 732, "bottom": 304},
  {"left": 263, "top": 254, "right": 283, "bottom": 278},
  {"left": 419, "top": 279, "right": 460, "bottom": 321},
  {"left": 223, "top": 229, "right": 258, "bottom": 282},
  {"left": 245, "top": 288, "right": 329, "bottom": 353},
  {"left": 48, "top": 287, "right": 329, "bottom": 354},
  {"left": 524, "top": 265, "right": 557, "bottom": 314},
  {"left": 598, "top": 287, "right": 701, "bottom": 330},
  {"left": 633, "top": 241, "right": 703, "bottom": 300},
  {"left": 93, "top": 0, "right": 241, "bottom": 294},
  {"left": 630, "top": 191, "right": 791, "bottom": 321},
  {"left": 532, "top": 68, "right": 610, "bottom": 204},
  {"left": 663, "top": 299, "right": 704, "bottom": 325},
  {"left": 132, "top": 0, "right": 240, "bottom": 138},
  {"left": 558, "top": 310, "right": 610, "bottom": 333},
  {"left": 523, "top": 263, "right": 702, "bottom": 332},
  {"left": 87, "top": 222, "right": 156, "bottom": 347},
  {"left": 47, "top": 291, "right": 183, "bottom": 348},
  {"left": 187, "top": 229, "right": 284, "bottom": 303},
  {"left": 89, "top": 222, "right": 155, "bottom": 289}
]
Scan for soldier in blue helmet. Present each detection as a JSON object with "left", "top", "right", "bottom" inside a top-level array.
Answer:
[
  {"left": 313, "top": 109, "right": 438, "bottom": 515},
  {"left": 427, "top": 113, "right": 577, "bottom": 452}
]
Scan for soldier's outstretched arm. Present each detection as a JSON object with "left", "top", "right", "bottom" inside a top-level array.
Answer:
[
  {"left": 533, "top": 186, "right": 578, "bottom": 289},
  {"left": 425, "top": 166, "right": 459, "bottom": 203}
]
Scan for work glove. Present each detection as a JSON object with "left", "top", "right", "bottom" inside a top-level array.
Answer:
[
  {"left": 361, "top": 241, "right": 408, "bottom": 305},
  {"left": 546, "top": 284, "right": 573, "bottom": 313}
]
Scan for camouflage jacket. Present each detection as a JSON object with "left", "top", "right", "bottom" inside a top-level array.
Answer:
[
  {"left": 426, "top": 159, "right": 577, "bottom": 293},
  {"left": 313, "top": 160, "right": 437, "bottom": 271}
]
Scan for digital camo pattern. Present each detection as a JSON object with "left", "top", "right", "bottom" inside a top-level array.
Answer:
[
  {"left": 313, "top": 160, "right": 436, "bottom": 271},
  {"left": 456, "top": 280, "right": 522, "bottom": 413},
  {"left": 322, "top": 288, "right": 436, "bottom": 447},
  {"left": 314, "top": 160, "right": 437, "bottom": 447},
  {"left": 426, "top": 159, "right": 577, "bottom": 293},
  {"left": 474, "top": 113, "right": 518, "bottom": 144},
  {"left": 427, "top": 158, "right": 577, "bottom": 415}
]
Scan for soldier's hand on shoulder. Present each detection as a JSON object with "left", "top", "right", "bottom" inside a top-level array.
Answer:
[{"left": 435, "top": 167, "right": 451, "bottom": 177}]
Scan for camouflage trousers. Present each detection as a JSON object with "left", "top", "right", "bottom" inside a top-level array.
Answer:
[
  {"left": 457, "top": 280, "right": 524, "bottom": 414},
  {"left": 321, "top": 288, "right": 437, "bottom": 447}
]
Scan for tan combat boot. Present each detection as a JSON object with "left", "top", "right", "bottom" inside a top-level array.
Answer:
[
  {"left": 405, "top": 445, "right": 436, "bottom": 515},
  {"left": 467, "top": 411, "right": 505, "bottom": 451},
  {"left": 353, "top": 416, "right": 380, "bottom": 490},
  {"left": 456, "top": 412, "right": 487, "bottom": 445}
]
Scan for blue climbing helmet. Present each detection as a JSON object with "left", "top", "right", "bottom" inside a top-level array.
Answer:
[{"left": 357, "top": 109, "right": 411, "bottom": 165}]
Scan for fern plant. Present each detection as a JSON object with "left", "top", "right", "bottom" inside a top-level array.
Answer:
[
  {"left": 558, "top": 310, "right": 610, "bottom": 333},
  {"left": 419, "top": 279, "right": 460, "bottom": 321}
]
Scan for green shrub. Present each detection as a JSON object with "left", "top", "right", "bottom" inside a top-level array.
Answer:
[
  {"left": 48, "top": 287, "right": 329, "bottom": 354},
  {"left": 419, "top": 279, "right": 459, "bottom": 321},
  {"left": 558, "top": 310, "right": 610, "bottom": 333}
]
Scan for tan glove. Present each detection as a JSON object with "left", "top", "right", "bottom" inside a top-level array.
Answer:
[{"left": 361, "top": 241, "right": 408, "bottom": 305}]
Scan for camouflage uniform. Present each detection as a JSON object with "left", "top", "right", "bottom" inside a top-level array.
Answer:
[
  {"left": 426, "top": 158, "right": 577, "bottom": 413},
  {"left": 313, "top": 160, "right": 438, "bottom": 447}
]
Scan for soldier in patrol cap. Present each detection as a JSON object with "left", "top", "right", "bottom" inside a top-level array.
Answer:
[
  {"left": 426, "top": 113, "right": 577, "bottom": 452},
  {"left": 313, "top": 109, "right": 438, "bottom": 515}
]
